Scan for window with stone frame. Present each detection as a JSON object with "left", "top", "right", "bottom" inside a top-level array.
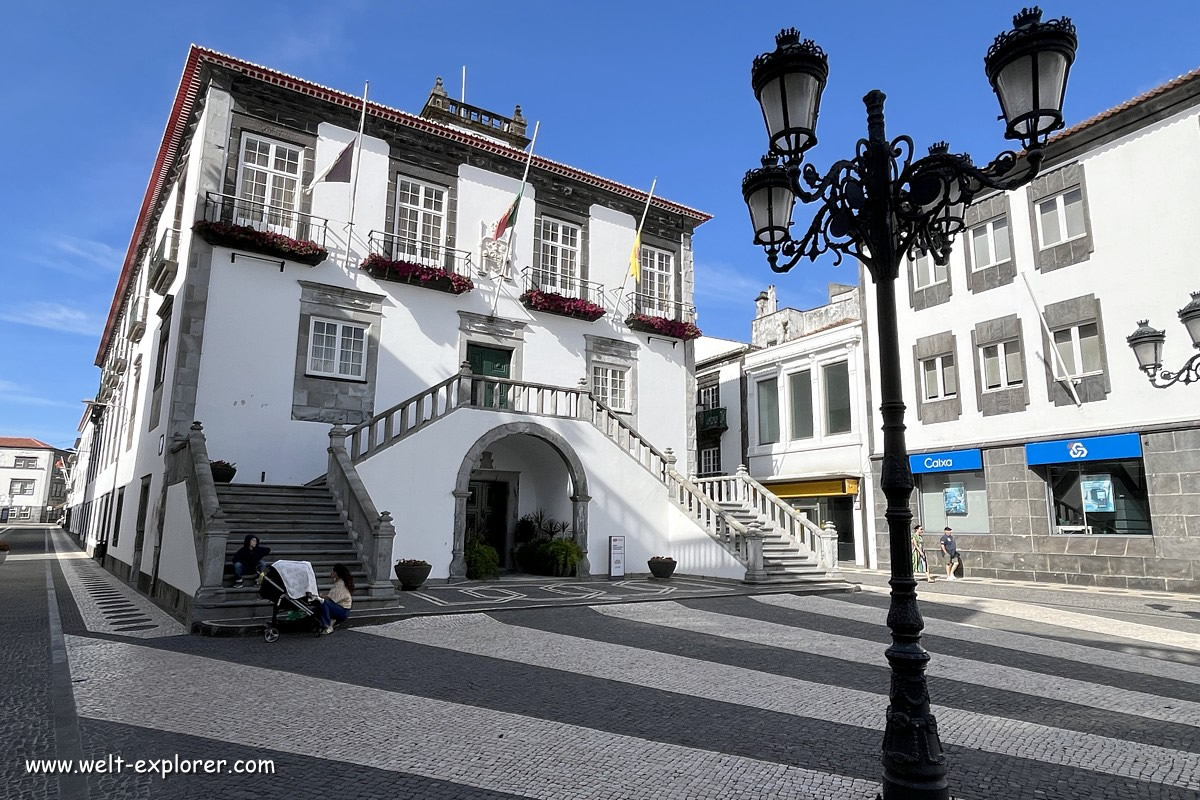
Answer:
[
  {"left": 392, "top": 177, "right": 447, "bottom": 266},
  {"left": 979, "top": 339, "right": 1024, "bottom": 391},
  {"left": 592, "top": 365, "right": 629, "bottom": 412},
  {"left": 969, "top": 216, "right": 1011, "bottom": 270},
  {"left": 10, "top": 479, "right": 35, "bottom": 496},
  {"left": 920, "top": 355, "right": 957, "bottom": 400},
  {"left": 699, "top": 446, "right": 721, "bottom": 476},
  {"left": 536, "top": 217, "right": 582, "bottom": 295},
  {"left": 307, "top": 318, "right": 368, "bottom": 380},
  {"left": 1026, "top": 164, "right": 1093, "bottom": 272},
  {"left": 235, "top": 134, "right": 302, "bottom": 235},
  {"left": 14, "top": 456, "right": 37, "bottom": 469},
  {"left": 1036, "top": 188, "right": 1086, "bottom": 249},
  {"left": 639, "top": 244, "right": 676, "bottom": 317},
  {"left": 910, "top": 250, "right": 946, "bottom": 290},
  {"left": 1052, "top": 322, "right": 1102, "bottom": 380}
]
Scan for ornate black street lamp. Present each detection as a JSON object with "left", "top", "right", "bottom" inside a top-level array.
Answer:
[
  {"left": 1127, "top": 292, "right": 1200, "bottom": 387},
  {"left": 742, "top": 8, "right": 1076, "bottom": 800}
]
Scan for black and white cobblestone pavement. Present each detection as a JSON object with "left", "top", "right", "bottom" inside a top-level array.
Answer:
[{"left": 6, "top": 522, "right": 1200, "bottom": 799}]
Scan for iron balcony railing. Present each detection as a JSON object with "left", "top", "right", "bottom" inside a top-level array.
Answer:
[
  {"left": 625, "top": 291, "right": 697, "bottom": 323},
  {"left": 203, "top": 192, "right": 328, "bottom": 248},
  {"left": 696, "top": 406, "right": 728, "bottom": 434},
  {"left": 520, "top": 267, "right": 606, "bottom": 306},
  {"left": 367, "top": 230, "right": 474, "bottom": 277}
]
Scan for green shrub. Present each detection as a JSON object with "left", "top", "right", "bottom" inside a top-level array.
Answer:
[
  {"left": 515, "top": 540, "right": 552, "bottom": 575},
  {"left": 545, "top": 538, "right": 583, "bottom": 577},
  {"left": 464, "top": 537, "right": 500, "bottom": 580}
]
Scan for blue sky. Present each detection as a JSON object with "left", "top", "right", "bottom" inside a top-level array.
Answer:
[{"left": 1, "top": 0, "right": 1196, "bottom": 448}]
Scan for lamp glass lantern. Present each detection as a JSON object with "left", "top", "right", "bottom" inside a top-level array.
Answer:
[
  {"left": 752, "top": 29, "right": 829, "bottom": 161},
  {"left": 742, "top": 157, "right": 796, "bottom": 247},
  {"left": 984, "top": 7, "right": 1078, "bottom": 147},
  {"left": 1126, "top": 320, "right": 1166, "bottom": 374},
  {"left": 1178, "top": 291, "right": 1200, "bottom": 348}
]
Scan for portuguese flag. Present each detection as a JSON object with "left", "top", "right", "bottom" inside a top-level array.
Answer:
[{"left": 493, "top": 188, "right": 523, "bottom": 239}]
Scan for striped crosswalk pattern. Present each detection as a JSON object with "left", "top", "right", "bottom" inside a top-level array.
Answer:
[{"left": 64, "top": 589, "right": 1200, "bottom": 799}]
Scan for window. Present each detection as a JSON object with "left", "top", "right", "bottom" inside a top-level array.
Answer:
[
  {"left": 10, "top": 479, "right": 35, "bottom": 496},
  {"left": 1052, "top": 322, "right": 1102, "bottom": 378},
  {"left": 979, "top": 339, "right": 1024, "bottom": 391},
  {"left": 911, "top": 251, "right": 947, "bottom": 289},
  {"left": 970, "top": 217, "right": 1011, "bottom": 269},
  {"left": 1046, "top": 459, "right": 1151, "bottom": 535},
  {"left": 700, "top": 446, "right": 721, "bottom": 476},
  {"left": 592, "top": 365, "right": 628, "bottom": 412},
  {"left": 536, "top": 218, "right": 581, "bottom": 294},
  {"left": 394, "top": 177, "right": 446, "bottom": 266},
  {"left": 10, "top": 506, "right": 31, "bottom": 520},
  {"left": 921, "top": 355, "right": 957, "bottom": 400},
  {"left": 236, "top": 135, "right": 302, "bottom": 233},
  {"left": 756, "top": 378, "right": 779, "bottom": 445},
  {"left": 639, "top": 244, "right": 675, "bottom": 316},
  {"left": 14, "top": 456, "right": 37, "bottom": 469},
  {"left": 789, "top": 370, "right": 813, "bottom": 440},
  {"left": 153, "top": 326, "right": 170, "bottom": 389},
  {"left": 307, "top": 318, "right": 367, "bottom": 380},
  {"left": 823, "top": 361, "right": 852, "bottom": 435},
  {"left": 698, "top": 383, "right": 720, "bottom": 410},
  {"left": 1037, "top": 188, "right": 1086, "bottom": 248}
]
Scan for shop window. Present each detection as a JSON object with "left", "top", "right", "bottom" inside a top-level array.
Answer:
[
  {"left": 917, "top": 470, "right": 990, "bottom": 534},
  {"left": 1044, "top": 459, "right": 1152, "bottom": 535}
]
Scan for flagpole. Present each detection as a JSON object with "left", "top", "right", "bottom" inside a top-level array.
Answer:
[
  {"left": 616, "top": 177, "right": 656, "bottom": 314},
  {"left": 491, "top": 121, "right": 540, "bottom": 317},
  {"left": 345, "top": 80, "right": 369, "bottom": 269}
]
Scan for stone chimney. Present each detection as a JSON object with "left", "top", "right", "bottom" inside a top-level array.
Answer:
[{"left": 754, "top": 285, "right": 779, "bottom": 319}]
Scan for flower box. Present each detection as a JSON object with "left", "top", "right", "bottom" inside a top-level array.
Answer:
[
  {"left": 625, "top": 314, "right": 702, "bottom": 341},
  {"left": 361, "top": 253, "right": 474, "bottom": 295},
  {"left": 193, "top": 221, "right": 328, "bottom": 266},
  {"left": 519, "top": 289, "right": 606, "bottom": 322},
  {"left": 210, "top": 460, "right": 237, "bottom": 483}
]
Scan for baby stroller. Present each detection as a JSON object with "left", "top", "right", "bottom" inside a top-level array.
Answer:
[{"left": 257, "top": 560, "right": 323, "bottom": 643}]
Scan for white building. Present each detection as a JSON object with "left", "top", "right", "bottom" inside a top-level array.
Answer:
[
  {"left": 862, "top": 68, "right": 1200, "bottom": 592},
  {"left": 1, "top": 437, "right": 69, "bottom": 523},
  {"left": 694, "top": 335, "right": 754, "bottom": 479},
  {"left": 67, "top": 47, "right": 838, "bottom": 626}
]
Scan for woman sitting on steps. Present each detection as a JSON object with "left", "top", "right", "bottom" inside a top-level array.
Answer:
[{"left": 318, "top": 563, "right": 354, "bottom": 635}]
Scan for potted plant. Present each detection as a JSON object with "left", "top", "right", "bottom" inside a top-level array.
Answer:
[
  {"left": 394, "top": 558, "right": 432, "bottom": 590},
  {"left": 210, "top": 460, "right": 237, "bottom": 483},
  {"left": 648, "top": 555, "right": 677, "bottom": 579},
  {"left": 0, "top": 541, "right": 9, "bottom": 566}
]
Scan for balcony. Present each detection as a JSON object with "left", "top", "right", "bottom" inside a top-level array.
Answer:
[
  {"left": 419, "top": 79, "right": 530, "bottom": 149},
  {"left": 624, "top": 292, "right": 702, "bottom": 341},
  {"left": 196, "top": 192, "right": 329, "bottom": 267},
  {"left": 147, "top": 228, "right": 180, "bottom": 295},
  {"left": 696, "top": 407, "right": 728, "bottom": 434},
  {"left": 125, "top": 294, "right": 148, "bottom": 342},
  {"left": 361, "top": 230, "right": 475, "bottom": 295},
  {"left": 519, "top": 267, "right": 606, "bottom": 322}
]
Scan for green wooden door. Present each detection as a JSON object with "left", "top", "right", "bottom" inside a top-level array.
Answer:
[{"left": 467, "top": 344, "right": 512, "bottom": 407}]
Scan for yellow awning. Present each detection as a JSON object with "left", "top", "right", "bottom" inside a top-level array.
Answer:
[{"left": 764, "top": 478, "right": 859, "bottom": 498}]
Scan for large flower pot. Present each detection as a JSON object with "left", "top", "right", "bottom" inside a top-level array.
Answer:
[
  {"left": 647, "top": 558, "right": 677, "bottom": 579},
  {"left": 394, "top": 562, "right": 432, "bottom": 590},
  {"left": 210, "top": 464, "right": 237, "bottom": 483}
]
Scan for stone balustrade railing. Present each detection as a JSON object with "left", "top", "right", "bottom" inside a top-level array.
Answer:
[{"left": 326, "top": 426, "right": 398, "bottom": 598}]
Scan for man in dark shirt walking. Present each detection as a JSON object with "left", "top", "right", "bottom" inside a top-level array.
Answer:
[{"left": 939, "top": 527, "right": 959, "bottom": 581}]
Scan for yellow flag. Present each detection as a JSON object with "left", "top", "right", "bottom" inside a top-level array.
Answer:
[{"left": 628, "top": 232, "right": 642, "bottom": 283}]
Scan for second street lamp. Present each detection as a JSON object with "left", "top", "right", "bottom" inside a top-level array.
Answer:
[
  {"left": 742, "top": 8, "right": 1076, "bottom": 799},
  {"left": 1126, "top": 292, "right": 1200, "bottom": 387}
]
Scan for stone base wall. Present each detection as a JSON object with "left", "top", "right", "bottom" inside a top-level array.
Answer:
[{"left": 872, "top": 426, "right": 1200, "bottom": 593}]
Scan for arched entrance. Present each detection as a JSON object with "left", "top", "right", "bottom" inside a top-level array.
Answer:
[{"left": 451, "top": 422, "right": 591, "bottom": 579}]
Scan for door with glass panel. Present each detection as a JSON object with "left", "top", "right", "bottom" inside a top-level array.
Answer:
[
  {"left": 236, "top": 135, "right": 302, "bottom": 237},
  {"left": 638, "top": 245, "right": 675, "bottom": 318},
  {"left": 467, "top": 344, "right": 512, "bottom": 408},
  {"left": 393, "top": 178, "right": 446, "bottom": 267},
  {"left": 536, "top": 218, "right": 580, "bottom": 296}
]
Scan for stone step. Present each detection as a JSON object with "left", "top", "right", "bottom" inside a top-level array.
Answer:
[
  {"left": 219, "top": 496, "right": 336, "bottom": 510},
  {"left": 225, "top": 523, "right": 349, "bottom": 535}
]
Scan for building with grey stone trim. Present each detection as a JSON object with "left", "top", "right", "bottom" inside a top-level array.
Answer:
[
  {"left": 863, "top": 68, "right": 1200, "bottom": 592},
  {"left": 0, "top": 437, "right": 69, "bottom": 523}
]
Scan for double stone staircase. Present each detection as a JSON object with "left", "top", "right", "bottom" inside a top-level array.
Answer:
[{"left": 715, "top": 499, "right": 827, "bottom": 581}]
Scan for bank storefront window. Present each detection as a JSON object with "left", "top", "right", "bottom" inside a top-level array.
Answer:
[
  {"left": 1026, "top": 433, "right": 1152, "bottom": 535},
  {"left": 909, "top": 449, "right": 989, "bottom": 534}
]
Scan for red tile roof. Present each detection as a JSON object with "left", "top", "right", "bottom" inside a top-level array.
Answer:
[
  {"left": 0, "top": 437, "right": 55, "bottom": 449},
  {"left": 1050, "top": 65, "right": 1200, "bottom": 146},
  {"left": 95, "top": 46, "right": 712, "bottom": 364}
]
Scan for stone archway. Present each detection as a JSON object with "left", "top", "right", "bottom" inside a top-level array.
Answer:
[{"left": 451, "top": 422, "right": 590, "bottom": 580}]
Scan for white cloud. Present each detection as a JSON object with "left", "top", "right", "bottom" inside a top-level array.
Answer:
[
  {"left": 24, "top": 236, "right": 124, "bottom": 278},
  {"left": 0, "top": 302, "right": 104, "bottom": 336}
]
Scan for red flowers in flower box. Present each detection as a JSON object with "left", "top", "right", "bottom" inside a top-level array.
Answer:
[
  {"left": 625, "top": 313, "right": 702, "bottom": 341},
  {"left": 519, "top": 289, "right": 606, "bottom": 322},
  {"left": 193, "top": 221, "right": 328, "bottom": 266},
  {"left": 360, "top": 253, "right": 474, "bottom": 295}
]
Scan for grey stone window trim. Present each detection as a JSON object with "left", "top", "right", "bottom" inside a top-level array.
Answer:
[
  {"left": 1025, "top": 162, "right": 1094, "bottom": 273},
  {"left": 912, "top": 330, "right": 961, "bottom": 424},
  {"left": 532, "top": 203, "right": 590, "bottom": 285},
  {"left": 148, "top": 294, "right": 174, "bottom": 433},
  {"left": 970, "top": 314, "right": 1030, "bottom": 416},
  {"left": 585, "top": 335, "right": 639, "bottom": 424},
  {"left": 292, "top": 281, "right": 384, "bottom": 425},
  {"left": 223, "top": 113, "right": 317, "bottom": 219},
  {"left": 383, "top": 160, "right": 460, "bottom": 262},
  {"left": 962, "top": 193, "right": 1017, "bottom": 293},
  {"left": 907, "top": 250, "right": 952, "bottom": 311},
  {"left": 1040, "top": 293, "right": 1111, "bottom": 406},
  {"left": 457, "top": 311, "right": 527, "bottom": 381}
]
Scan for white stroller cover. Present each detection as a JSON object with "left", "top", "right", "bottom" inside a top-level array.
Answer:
[{"left": 270, "top": 560, "right": 319, "bottom": 600}]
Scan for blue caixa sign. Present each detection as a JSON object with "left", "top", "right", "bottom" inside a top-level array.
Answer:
[
  {"left": 909, "top": 449, "right": 983, "bottom": 474},
  {"left": 1025, "top": 432, "right": 1142, "bottom": 465}
]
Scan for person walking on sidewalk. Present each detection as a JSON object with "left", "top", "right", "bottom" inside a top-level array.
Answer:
[
  {"left": 939, "top": 527, "right": 960, "bottom": 581},
  {"left": 912, "top": 524, "right": 935, "bottom": 583}
]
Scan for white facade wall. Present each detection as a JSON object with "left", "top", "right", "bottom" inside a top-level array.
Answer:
[{"left": 1, "top": 445, "right": 59, "bottom": 519}]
